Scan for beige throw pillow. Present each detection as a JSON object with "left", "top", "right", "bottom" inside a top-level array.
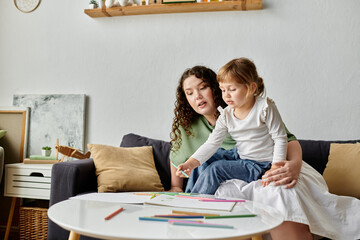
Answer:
[
  {"left": 88, "top": 144, "right": 164, "bottom": 193},
  {"left": 0, "top": 130, "right": 7, "bottom": 139},
  {"left": 323, "top": 143, "right": 360, "bottom": 198}
]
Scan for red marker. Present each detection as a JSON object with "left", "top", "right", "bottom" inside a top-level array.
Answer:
[{"left": 104, "top": 207, "right": 124, "bottom": 220}]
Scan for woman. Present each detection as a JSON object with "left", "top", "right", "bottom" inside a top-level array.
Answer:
[
  {"left": 169, "top": 65, "right": 360, "bottom": 240},
  {"left": 169, "top": 65, "right": 309, "bottom": 240}
]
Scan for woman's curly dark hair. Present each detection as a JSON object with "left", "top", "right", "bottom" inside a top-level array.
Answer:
[{"left": 170, "top": 66, "right": 226, "bottom": 152}]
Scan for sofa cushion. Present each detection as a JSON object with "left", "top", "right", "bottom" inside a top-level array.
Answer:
[
  {"left": 120, "top": 133, "right": 171, "bottom": 191},
  {"left": 88, "top": 144, "right": 164, "bottom": 192},
  {"left": 323, "top": 143, "right": 360, "bottom": 198},
  {"left": 0, "top": 129, "right": 6, "bottom": 139},
  {"left": 299, "top": 139, "right": 360, "bottom": 174}
]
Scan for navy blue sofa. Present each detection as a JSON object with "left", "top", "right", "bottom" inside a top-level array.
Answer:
[{"left": 47, "top": 133, "right": 360, "bottom": 240}]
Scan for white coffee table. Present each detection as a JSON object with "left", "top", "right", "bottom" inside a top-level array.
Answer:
[{"left": 48, "top": 194, "right": 283, "bottom": 240}]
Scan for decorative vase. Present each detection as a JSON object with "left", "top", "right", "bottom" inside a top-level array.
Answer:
[
  {"left": 42, "top": 149, "right": 51, "bottom": 157},
  {"left": 89, "top": 3, "right": 97, "bottom": 8}
]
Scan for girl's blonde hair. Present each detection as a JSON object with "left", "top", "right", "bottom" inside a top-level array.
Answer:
[{"left": 217, "top": 57, "right": 265, "bottom": 97}]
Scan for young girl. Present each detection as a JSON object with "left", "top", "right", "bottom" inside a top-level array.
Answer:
[
  {"left": 176, "top": 57, "right": 288, "bottom": 190},
  {"left": 170, "top": 65, "right": 300, "bottom": 195}
]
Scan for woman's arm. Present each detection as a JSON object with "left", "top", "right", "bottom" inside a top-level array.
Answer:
[
  {"left": 262, "top": 140, "right": 302, "bottom": 188},
  {"left": 169, "top": 163, "right": 184, "bottom": 192}
]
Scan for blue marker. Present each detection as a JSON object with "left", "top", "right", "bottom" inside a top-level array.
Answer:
[{"left": 171, "top": 162, "right": 189, "bottom": 178}]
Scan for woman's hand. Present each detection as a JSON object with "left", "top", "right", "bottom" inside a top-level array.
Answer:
[
  {"left": 168, "top": 186, "right": 184, "bottom": 192},
  {"left": 261, "top": 163, "right": 281, "bottom": 187},
  {"left": 261, "top": 140, "right": 303, "bottom": 188},
  {"left": 261, "top": 160, "right": 301, "bottom": 188},
  {"left": 176, "top": 158, "right": 200, "bottom": 178}
]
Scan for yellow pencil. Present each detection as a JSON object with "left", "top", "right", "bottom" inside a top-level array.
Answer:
[
  {"left": 134, "top": 192, "right": 153, "bottom": 196},
  {"left": 172, "top": 210, "right": 219, "bottom": 216}
]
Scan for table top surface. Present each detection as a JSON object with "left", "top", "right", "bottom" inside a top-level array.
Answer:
[{"left": 48, "top": 193, "right": 283, "bottom": 240}]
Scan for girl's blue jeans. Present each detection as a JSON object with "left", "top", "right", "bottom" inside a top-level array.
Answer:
[{"left": 185, "top": 147, "right": 271, "bottom": 194}]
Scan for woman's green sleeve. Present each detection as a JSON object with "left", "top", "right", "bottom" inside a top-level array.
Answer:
[{"left": 284, "top": 124, "right": 297, "bottom": 142}]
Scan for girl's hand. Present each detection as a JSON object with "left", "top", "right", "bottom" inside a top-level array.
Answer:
[
  {"left": 176, "top": 162, "right": 192, "bottom": 178},
  {"left": 176, "top": 158, "right": 200, "bottom": 178},
  {"left": 261, "top": 160, "right": 301, "bottom": 188}
]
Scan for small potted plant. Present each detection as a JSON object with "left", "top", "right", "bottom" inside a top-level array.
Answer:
[
  {"left": 89, "top": 0, "right": 99, "bottom": 8},
  {"left": 42, "top": 146, "right": 52, "bottom": 157}
]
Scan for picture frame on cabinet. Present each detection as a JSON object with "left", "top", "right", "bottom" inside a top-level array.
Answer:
[{"left": 0, "top": 107, "right": 29, "bottom": 163}]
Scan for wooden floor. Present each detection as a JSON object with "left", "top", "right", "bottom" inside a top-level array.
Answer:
[{"left": 0, "top": 226, "right": 20, "bottom": 240}]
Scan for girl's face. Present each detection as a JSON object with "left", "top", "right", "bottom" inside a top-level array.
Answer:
[
  {"left": 183, "top": 75, "right": 217, "bottom": 124},
  {"left": 219, "top": 79, "right": 256, "bottom": 111}
]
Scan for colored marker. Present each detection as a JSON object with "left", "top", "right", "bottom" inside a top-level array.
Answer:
[
  {"left": 134, "top": 192, "right": 179, "bottom": 196},
  {"left": 134, "top": 192, "right": 152, "bottom": 196},
  {"left": 171, "top": 162, "right": 189, "bottom": 178},
  {"left": 104, "top": 207, "right": 123, "bottom": 220},
  {"left": 139, "top": 217, "right": 172, "bottom": 222},
  {"left": 134, "top": 192, "right": 193, "bottom": 197},
  {"left": 176, "top": 195, "right": 216, "bottom": 200},
  {"left": 204, "top": 214, "right": 256, "bottom": 219},
  {"left": 172, "top": 210, "right": 219, "bottom": 216},
  {"left": 178, "top": 193, "right": 192, "bottom": 195},
  {"left": 200, "top": 199, "right": 246, "bottom": 202},
  {"left": 139, "top": 217, "right": 202, "bottom": 223},
  {"left": 153, "top": 215, "right": 204, "bottom": 219},
  {"left": 169, "top": 220, "right": 234, "bottom": 229},
  {"left": 160, "top": 192, "right": 179, "bottom": 196}
]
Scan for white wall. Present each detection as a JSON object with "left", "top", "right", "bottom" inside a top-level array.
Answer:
[{"left": 1, "top": 0, "right": 359, "bottom": 148}]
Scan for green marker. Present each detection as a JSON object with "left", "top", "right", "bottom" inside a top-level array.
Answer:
[
  {"left": 170, "top": 161, "right": 189, "bottom": 178},
  {"left": 150, "top": 192, "right": 178, "bottom": 196}
]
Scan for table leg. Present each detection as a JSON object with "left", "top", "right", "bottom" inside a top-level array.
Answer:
[
  {"left": 251, "top": 235, "right": 263, "bottom": 240},
  {"left": 68, "top": 231, "right": 80, "bottom": 240},
  {"left": 4, "top": 197, "right": 17, "bottom": 240}
]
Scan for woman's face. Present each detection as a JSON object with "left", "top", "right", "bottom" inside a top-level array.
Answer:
[{"left": 183, "top": 75, "right": 217, "bottom": 124}]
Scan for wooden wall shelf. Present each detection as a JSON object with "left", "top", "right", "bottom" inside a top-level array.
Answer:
[{"left": 84, "top": 0, "right": 262, "bottom": 18}]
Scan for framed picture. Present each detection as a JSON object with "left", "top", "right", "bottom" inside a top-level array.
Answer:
[
  {"left": 0, "top": 107, "right": 29, "bottom": 163},
  {"left": 13, "top": 94, "right": 86, "bottom": 157}
]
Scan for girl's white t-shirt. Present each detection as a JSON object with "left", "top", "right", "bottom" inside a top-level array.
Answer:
[{"left": 191, "top": 96, "right": 288, "bottom": 164}]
